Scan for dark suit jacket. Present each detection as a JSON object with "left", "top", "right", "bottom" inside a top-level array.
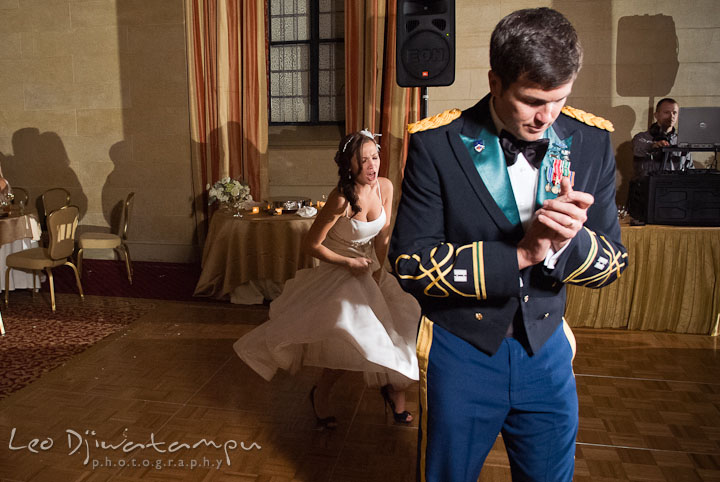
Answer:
[{"left": 390, "top": 95, "right": 628, "bottom": 356}]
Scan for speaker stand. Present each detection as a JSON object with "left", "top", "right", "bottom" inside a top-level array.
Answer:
[{"left": 421, "top": 87, "right": 429, "bottom": 119}]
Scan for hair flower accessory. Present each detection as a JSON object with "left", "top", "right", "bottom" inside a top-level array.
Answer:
[
  {"left": 359, "top": 129, "right": 381, "bottom": 141},
  {"left": 343, "top": 129, "right": 382, "bottom": 152}
]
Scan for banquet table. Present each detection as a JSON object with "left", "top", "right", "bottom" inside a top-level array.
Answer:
[
  {"left": 0, "top": 211, "right": 42, "bottom": 292},
  {"left": 565, "top": 223, "right": 720, "bottom": 334},
  {"left": 194, "top": 210, "right": 318, "bottom": 304}
]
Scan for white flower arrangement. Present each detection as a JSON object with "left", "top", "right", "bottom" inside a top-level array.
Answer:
[{"left": 206, "top": 177, "right": 253, "bottom": 210}]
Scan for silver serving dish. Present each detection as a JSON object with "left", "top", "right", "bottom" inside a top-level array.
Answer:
[{"left": 267, "top": 196, "right": 312, "bottom": 212}]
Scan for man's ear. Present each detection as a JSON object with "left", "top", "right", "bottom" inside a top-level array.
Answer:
[{"left": 488, "top": 70, "right": 502, "bottom": 98}]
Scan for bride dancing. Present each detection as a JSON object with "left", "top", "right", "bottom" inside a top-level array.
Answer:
[{"left": 234, "top": 130, "right": 420, "bottom": 429}]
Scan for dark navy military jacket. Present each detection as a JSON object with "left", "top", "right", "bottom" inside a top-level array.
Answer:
[{"left": 390, "top": 95, "right": 628, "bottom": 356}]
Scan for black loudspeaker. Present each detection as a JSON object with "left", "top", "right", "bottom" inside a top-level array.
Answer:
[
  {"left": 628, "top": 172, "right": 720, "bottom": 226},
  {"left": 396, "top": 0, "right": 455, "bottom": 87}
]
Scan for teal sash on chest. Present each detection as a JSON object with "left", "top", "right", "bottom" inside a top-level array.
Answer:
[
  {"left": 460, "top": 130, "right": 520, "bottom": 226},
  {"left": 460, "top": 127, "right": 573, "bottom": 229}
]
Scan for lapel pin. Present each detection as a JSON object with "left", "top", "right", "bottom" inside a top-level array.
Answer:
[{"left": 473, "top": 140, "right": 485, "bottom": 153}]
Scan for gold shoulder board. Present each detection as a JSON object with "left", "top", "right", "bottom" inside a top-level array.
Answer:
[
  {"left": 408, "top": 108, "right": 462, "bottom": 134},
  {"left": 561, "top": 106, "right": 614, "bottom": 132}
]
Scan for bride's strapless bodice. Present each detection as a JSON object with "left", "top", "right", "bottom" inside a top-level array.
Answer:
[{"left": 322, "top": 208, "right": 386, "bottom": 259}]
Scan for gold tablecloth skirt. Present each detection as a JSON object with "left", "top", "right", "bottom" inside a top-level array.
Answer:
[
  {"left": 194, "top": 211, "right": 317, "bottom": 300},
  {"left": 565, "top": 224, "right": 720, "bottom": 334}
]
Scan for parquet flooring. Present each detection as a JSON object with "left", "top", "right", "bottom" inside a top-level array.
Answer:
[{"left": 0, "top": 295, "right": 719, "bottom": 481}]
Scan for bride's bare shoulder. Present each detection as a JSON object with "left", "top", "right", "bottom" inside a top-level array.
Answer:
[{"left": 378, "top": 177, "right": 393, "bottom": 198}]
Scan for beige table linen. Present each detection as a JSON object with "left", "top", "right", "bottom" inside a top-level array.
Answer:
[
  {"left": 194, "top": 211, "right": 317, "bottom": 300},
  {"left": 197, "top": 212, "right": 720, "bottom": 329},
  {"left": 0, "top": 213, "right": 41, "bottom": 245},
  {"left": 565, "top": 224, "right": 720, "bottom": 334},
  {"left": 0, "top": 213, "right": 43, "bottom": 292}
]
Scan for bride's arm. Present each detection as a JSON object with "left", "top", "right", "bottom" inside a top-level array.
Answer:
[{"left": 302, "top": 188, "right": 373, "bottom": 276}]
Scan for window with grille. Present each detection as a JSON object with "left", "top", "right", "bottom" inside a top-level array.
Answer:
[{"left": 268, "top": 0, "right": 345, "bottom": 124}]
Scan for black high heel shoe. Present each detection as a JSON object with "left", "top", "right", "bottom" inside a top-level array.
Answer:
[
  {"left": 309, "top": 386, "right": 338, "bottom": 430},
  {"left": 380, "top": 385, "right": 412, "bottom": 424}
]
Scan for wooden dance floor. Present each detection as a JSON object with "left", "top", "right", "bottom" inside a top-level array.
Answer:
[{"left": 0, "top": 295, "right": 718, "bottom": 481}]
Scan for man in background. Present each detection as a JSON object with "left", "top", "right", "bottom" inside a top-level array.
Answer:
[{"left": 633, "top": 97, "right": 693, "bottom": 176}]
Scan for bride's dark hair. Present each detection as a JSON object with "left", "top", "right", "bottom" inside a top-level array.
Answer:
[{"left": 334, "top": 132, "right": 376, "bottom": 217}]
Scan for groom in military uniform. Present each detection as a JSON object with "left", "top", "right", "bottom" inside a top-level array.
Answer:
[{"left": 390, "top": 7, "right": 627, "bottom": 482}]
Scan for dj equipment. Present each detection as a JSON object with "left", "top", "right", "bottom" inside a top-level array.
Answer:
[
  {"left": 678, "top": 107, "right": 720, "bottom": 148},
  {"left": 396, "top": 0, "right": 455, "bottom": 87},
  {"left": 628, "top": 171, "right": 720, "bottom": 226}
]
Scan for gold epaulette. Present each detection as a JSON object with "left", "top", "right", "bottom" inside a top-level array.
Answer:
[
  {"left": 561, "top": 106, "right": 614, "bottom": 132},
  {"left": 408, "top": 108, "right": 462, "bottom": 134}
]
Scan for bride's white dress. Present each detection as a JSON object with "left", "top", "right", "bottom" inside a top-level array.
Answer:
[{"left": 233, "top": 199, "right": 420, "bottom": 387}]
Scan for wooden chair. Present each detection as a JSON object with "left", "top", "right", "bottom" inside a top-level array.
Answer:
[
  {"left": 77, "top": 192, "right": 134, "bottom": 284},
  {"left": 5, "top": 205, "right": 84, "bottom": 312}
]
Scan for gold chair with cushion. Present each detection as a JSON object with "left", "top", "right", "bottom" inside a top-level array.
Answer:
[
  {"left": 10, "top": 187, "right": 28, "bottom": 208},
  {"left": 40, "top": 187, "right": 71, "bottom": 246},
  {"left": 77, "top": 192, "right": 134, "bottom": 284},
  {"left": 5, "top": 205, "right": 84, "bottom": 312},
  {"left": 41, "top": 187, "right": 71, "bottom": 218}
]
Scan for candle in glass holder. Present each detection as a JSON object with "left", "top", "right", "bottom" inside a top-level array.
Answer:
[
  {"left": 252, "top": 206, "right": 259, "bottom": 214},
  {"left": 317, "top": 201, "right": 325, "bottom": 209},
  {"left": 274, "top": 207, "right": 283, "bottom": 215}
]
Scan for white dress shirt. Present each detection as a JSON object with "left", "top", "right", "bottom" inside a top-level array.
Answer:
[{"left": 489, "top": 98, "right": 568, "bottom": 271}]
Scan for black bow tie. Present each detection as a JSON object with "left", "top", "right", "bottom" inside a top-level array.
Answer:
[{"left": 499, "top": 130, "right": 549, "bottom": 169}]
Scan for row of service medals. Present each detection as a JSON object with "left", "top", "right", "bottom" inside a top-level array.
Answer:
[{"left": 545, "top": 143, "right": 573, "bottom": 194}]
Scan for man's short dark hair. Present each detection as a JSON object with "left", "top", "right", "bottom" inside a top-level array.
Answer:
[
  {"left": 655, "top": 98, "right": 678, "bottom": 112},
  {"left": 490, "top": 8, "right": 583, "bottom": 90}
]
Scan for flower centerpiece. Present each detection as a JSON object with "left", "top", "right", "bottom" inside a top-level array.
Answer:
[{"left": 207, "top": 177, "right": 253, "bottom": 217}]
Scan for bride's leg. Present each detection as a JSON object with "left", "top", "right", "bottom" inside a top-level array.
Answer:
[
  {"left": 388, "top": 385, "right": 413, "bottom": 422},
  {"left": 380, "top": 384, "right": 413, "bottom": 423},
  {"left": 313, "top": 368, "right": 344, "bottom": 418}
]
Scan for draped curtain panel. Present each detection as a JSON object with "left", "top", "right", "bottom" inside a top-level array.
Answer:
[
  {"left": 185, "top": 0, "right": 269, "bottom": 241},
  {"left": 345, "top": 1, "right": 421, "bottom": 195}
]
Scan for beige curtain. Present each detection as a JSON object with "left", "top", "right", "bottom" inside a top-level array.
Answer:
[
  {"left": 185, "top": 0, "right": 269, "bottom": 242},
  {"left": 345, "top": 1, "right": 421, "bottom": 193}
]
